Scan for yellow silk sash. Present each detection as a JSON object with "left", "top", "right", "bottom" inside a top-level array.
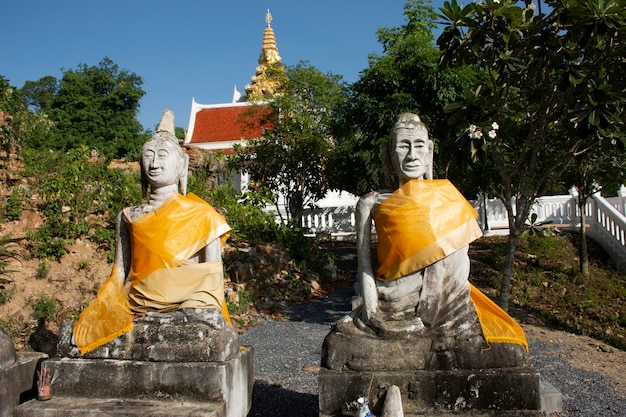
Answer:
[
  {"left": 470, "top": 284, "right": 528, "bottom": 351},
  {"left": 128, "top": 261, "right": 227, "bottom": 313},
  {"left": 73, "top": 265, "right": 133, "bottom": 355},
  {"left": 73, "top": 193, "right": 231, "bottom": 355},
  {"left": 374, "top": 179, "right": 483, "bottom": 282},
  {"left": 127, "top": 193, "right": 231, "bottom": 286}
]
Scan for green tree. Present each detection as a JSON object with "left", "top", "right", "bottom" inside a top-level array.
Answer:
[
  {"left": 329, "top": 0, "right": 480, "bottom": 196},
  {"left": 231, "top": 61, "right": 348, "bottom": 227},
  {"left": 20, "top": 76, "right": 57, "bottom": 112},
  {"left": 0, "top": 76, "right": 25, "bottom": 159},
  {"left": 0, "top": 76, "right": 53, "bottom": 179},
  {"left": 438, "top": 0, "right": 626, "bottom": 309},
  {"left": 175, "top": 126, "right": 186, "bottom": 140},
  {"left": 26, "top": 57, "right": 146, "bottom": 160}
]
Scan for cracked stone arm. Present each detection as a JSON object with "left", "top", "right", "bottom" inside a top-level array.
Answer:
[
  {"left": 356, "top": 192, "right": 378, "bottom": 323},
  {"left": 114, "top": 211, "right": 131, "bottom": 285}
]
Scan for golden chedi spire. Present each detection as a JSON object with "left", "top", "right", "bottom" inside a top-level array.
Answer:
[
  {"left": 245, "top": 9, "right": 284, "bottom": 102},
  {"left": 259, "top": 9, "right": 281, "bottom": 65}
]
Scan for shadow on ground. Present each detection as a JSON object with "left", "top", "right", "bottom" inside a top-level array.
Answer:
[
  {"left": 248, "top": 381, "right": 319, "bottom": 417},
  {"left": 283, "top": 286, "right": 354, "bottom": 325}
]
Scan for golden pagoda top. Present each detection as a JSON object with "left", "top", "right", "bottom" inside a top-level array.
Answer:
[
  {"left": 259, "top": 9, "right": 281, "bottom": 65},
  {"left": 245, "top": 9, "right": 284, "bottom": 101}
]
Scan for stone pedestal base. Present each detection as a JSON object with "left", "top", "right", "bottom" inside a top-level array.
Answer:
[
  {"left": 0, "top": 352, "right": 47, "bottom": 417},
  {"left": 319, "top": 316, "right": 547, "bottom": 416},
  {"left": 16, "top": 309, "right": 253, "bottom": 417},
  {"left": 319, "top": 366, "right": 541, "bottom": 416},
  {"left": 14, "top": 397, "right": 224, "bottom": 417},
  {"left": 57, "top": 308, "right": 239, "bottom": 363},
  {"left": 15, "top": 347, "right": 253, "bottom": 417}
]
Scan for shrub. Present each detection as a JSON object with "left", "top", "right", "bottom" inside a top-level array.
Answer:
[
  {"left": 22, "top": 147, "right": 141, "bottom": 261},
  {"left": 227, "top": 287, "right": 253, "bottom": 315},
  {"left": 203, "top": 184, "right": 282, "bottom": 245},
  {"left": 29, "top": 294, "right": 60, "bottom": 324},
  {"left": 0, "top": 235, "right": 20, "bottom": 305},
  {"left": 90, "top": 226, "right": 116, "bottom": 263},
  {"left": 36, "top": 260, "right": 49, "bottom": 279},
  {"left": 0, "top": 235, "right": 20, "bottom": 276},
  {"left": 1, "top": 187, "right": 26, "bottom": 221}
]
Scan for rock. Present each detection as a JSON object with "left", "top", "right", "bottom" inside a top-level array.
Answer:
[
  {"left": 0, "top": 328, "right": 16, "bottom": 369},
  {"left": 322, "top": 261, "right": 337, "bottom": 282},
  {"left": 380, "top": 385, "right": 403, "bottom": 417},
  {"left": 229, "top": 260, "right": 252, "bottom": 283}
]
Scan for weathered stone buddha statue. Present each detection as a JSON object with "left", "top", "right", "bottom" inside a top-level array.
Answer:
[
  {"left": 319, "top": 113, "right": 539, "bottom": 416},
  {"left": 356, "top": 112, "right": 484, "bottom": 338},
  {"left": 37, "top": 111, "right": 252, "bottom": 417},
  {"left": 328, "top": 113, "right": 528, "bottom": 351},
  {"left": 59, "top": 110, "right": 235, "bottom": 360}
]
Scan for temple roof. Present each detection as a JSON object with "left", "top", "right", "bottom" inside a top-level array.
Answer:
[
  {"left": 184, "top": 100, "right": 271, "bottom": 154},
  {"left": 185, "top": 10, "right": 282, "bottom": 152}
]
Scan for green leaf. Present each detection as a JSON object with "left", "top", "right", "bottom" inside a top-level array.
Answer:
[{"left": 444, "top": 101, "right": 466, "bottom": 112}]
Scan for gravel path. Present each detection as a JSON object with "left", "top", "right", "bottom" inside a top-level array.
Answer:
[
  {"left": 526, "top": 331, "right": 626, "bottom": 417},
  {"left": 240, "top": 285, "right": 626, "bottom": 417},
  {"left": 240, "top": 287, "right": 351, "bottom": 417}
]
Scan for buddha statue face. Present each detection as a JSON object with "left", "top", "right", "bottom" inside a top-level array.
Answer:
[
  {"left": 141, "top": 132, "right": 186, "bottom": 191},
  {"left": 389, "top": 113, "right": 433, "bottom": 182}
]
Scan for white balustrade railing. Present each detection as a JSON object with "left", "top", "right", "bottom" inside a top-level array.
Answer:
[
  {"left": 605, "top": 196, "right": 626, "bottom": 216},
  {"left": 296, "top": 186, "right": 626, "bottom": 272},
  {"left": 474, "top": 194, "right": 580, "bottom": 231},
  {"left": 302, "top": 206, "right": 356, "bottom": 236},
  {"left": 586, "top": 194, "right": 626, "bottom": 272},
  {"left": 591, "top": 195, "right": 626, "bottom": 244}
]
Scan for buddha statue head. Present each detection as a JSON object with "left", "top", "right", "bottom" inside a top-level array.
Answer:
[
  {"left": 140, "top": 110, "right": 189, "bottom": 197},
  {"left": 385, "top": 113, "right": 434, "bottom": 185}
]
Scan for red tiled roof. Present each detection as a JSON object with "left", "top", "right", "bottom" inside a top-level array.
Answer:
[{"left": 188, "top": 105, "right": 272, "bottom": 144}]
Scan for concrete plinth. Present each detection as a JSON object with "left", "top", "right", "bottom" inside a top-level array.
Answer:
[
  {"left": 14, "top": 346, "right": 253, "bottom": 417},
  {"left": 318, "top": 315, "right": 557, "bottom": 416},
  {"left": 319, "top": 366, "right": 541, "bottom": 416},
  {"left": 0, "top": 351, "right": 47, "bottom": 417},
  {"left": 57, "top": 309, "right": 240, "bottom": 363},
  {"left": 14, "top": 397, "right": 224, "bottom": 417}
]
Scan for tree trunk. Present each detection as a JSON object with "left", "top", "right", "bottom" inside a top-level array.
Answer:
[
  {"left": 499, "top": 231, "right": 520, "bottom": 311},
  {"left": 578, "top": 198, "right": 589, "bottom": 278},
  {"left": 498, "top": 194, "right": 529, "bottom": 312},
  {"left": 288, "top": 192, "right": 304, "bottom": 228}
]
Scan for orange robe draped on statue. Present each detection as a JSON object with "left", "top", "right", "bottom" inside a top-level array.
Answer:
[
  {"left": 73, "top": 193, "right": 231, "bottom": 355},
  {"left": 373, "top": 179, "right": 528, "bottom": 350}
]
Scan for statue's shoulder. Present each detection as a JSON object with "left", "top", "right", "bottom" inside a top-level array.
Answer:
[
  {"left": 121, "top": 204, "right": 153, "bottom": 223},
  {"left": 357, "top": 190, "right": 393, "bottom": 214},
  {"left": 357, "top": 191, "right": 379, "bottom": 209}
]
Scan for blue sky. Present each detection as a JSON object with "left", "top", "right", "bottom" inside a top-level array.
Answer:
[{"left": 4, "top": 1, "right": 445, "bottom": 131}]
